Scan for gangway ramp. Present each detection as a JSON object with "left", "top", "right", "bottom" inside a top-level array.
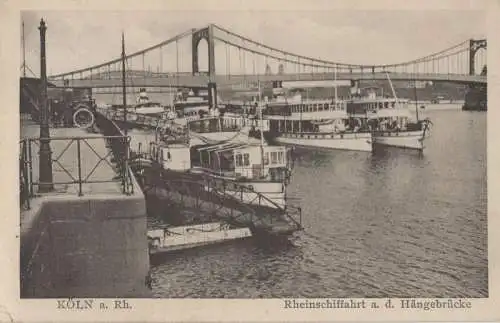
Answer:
[{"left": 133, "top": 163, "right": 302, "bottom": 237}]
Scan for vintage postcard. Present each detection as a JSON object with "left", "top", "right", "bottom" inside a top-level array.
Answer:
[{"left": 0, "top": 0, "right": 499, "bottom": 322}]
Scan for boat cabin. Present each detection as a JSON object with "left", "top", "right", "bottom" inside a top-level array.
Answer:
[
  {"left": 150, "top": 141, "right": 191, "bottom": 171},
  {"left": 195, "top": 143, "right": 289, "bottom": 182},
  {"left": 264, "top": 93, "right": 347, "bottom": 117},
  {"left": 346, "top": 87, "right": 410, "bottom": 117}
]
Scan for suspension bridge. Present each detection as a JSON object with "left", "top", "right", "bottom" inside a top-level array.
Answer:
[{"left": 47, "top": 24, "right": 487, "bottom": 90}]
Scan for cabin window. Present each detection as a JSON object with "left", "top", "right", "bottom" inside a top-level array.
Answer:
[
  {"left": 264, "top": 152, "right": 269, "bottom": 165},
  {"left": 379, "top": 102, "right": 384, "bottom": 109},
  {"left": 243, "top": 153, "right": 250, "bottom": 166},
  {"left": 235, "top": 154, "right": 243, "bottom": 167},
  {"left": 391, "top": 102, "right": 396, "bottom": 108},
  {"left": 384, "top": 102, "right": 389, "bottom": 109},
  {"left": 278, "top": 151, "right": 284, "bottom": 163},
  {"left": 271, "top": 151, "right": 278, "bottom": 164}
]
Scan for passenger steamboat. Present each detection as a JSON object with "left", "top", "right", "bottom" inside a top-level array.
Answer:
[
  {"left": 263, "top": 91, "right": 373, "bottom": 152},
  {"left": 346, "top": 74, "right": 433, "bottom": 151}
]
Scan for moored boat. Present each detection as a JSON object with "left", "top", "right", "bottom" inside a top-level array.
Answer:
[
  {"left": 134, "top": 88, "right": 167, "bottom": 116},
  {"left": 148, "top": 222, "right": 252, "bottom": 255},
  {"left": 263, "top": 93, "right": 373, "bottom": 152},
  {"left": 148, "top": 126, "right": 293, "bottom": 209},
  {"left": 347, "top": 75, "right": 432, "bottom": 151}
]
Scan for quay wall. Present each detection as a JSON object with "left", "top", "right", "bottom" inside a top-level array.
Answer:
[{"left": 21, "top": 193, "right": 150, "bottom": 298}]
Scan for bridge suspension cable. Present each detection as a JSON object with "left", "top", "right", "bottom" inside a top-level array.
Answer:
[
  {"left": 213, "top": 24, "right": 472, "bottom": 71},
  {"left": 49, "top": 27, "right": 200, "bottom": 79}
]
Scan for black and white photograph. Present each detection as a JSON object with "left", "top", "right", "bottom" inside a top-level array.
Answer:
[{"left": 9, "top": 0, "right": 495, "bottom": 318}]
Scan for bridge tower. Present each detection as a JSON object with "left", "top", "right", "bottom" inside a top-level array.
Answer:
[
  {"left": 469, "top": 39, "right": 487, "bottom": 75},
  {"left": 192, "top": 25, "right": 217, "bottom": 108},
  {"left": 192, "top": 24, "right": 216, "bottom": 78}
]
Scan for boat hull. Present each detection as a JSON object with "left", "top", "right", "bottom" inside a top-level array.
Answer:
[
  {"left": 372, "top": 130, "right": 426, "bottom": 150},
  {"left": 273, "top": 132, "right": 373, "bottom": 152},
  {"left": 148, "top": 222, "right": 252, "bottom": 255}
]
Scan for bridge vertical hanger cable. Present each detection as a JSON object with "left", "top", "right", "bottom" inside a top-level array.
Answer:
[
  {"left": 252, "top": 52, "right": 256, "bottom": 75},
  {"left": 160, "top": 46, "right": 163, "bottom": 75},
  {"left": 142, "top": 53, "right": 146, "bottom": 86},
  {"left": 175, "top": 39, "right": 179, "bottom": 87},
  {"left": 226, "top": 44, "right": 230, "bottom": 77},
  {"left": 229, "top": 44, "right": 232, "bottom": 77},
  {"left": 238, "top": 47, "right": 242, "bottom": 79}
]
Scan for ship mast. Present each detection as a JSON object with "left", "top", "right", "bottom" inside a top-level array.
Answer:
[
  {"left": 257, "top": 81, "right": 265, "bottom": 175},
  {"left": 121, "top": 32, "right": 127, "bottom": 136},
  {"left": 257, "top": 81, "right": 265, "bottom": 147},
  {"left": 413, "top": 80, "right": 419, "bottom": 121},
  {"left": 385, "top": 72, "right": 402, "bottom": 110},
  {"left": 334, "top": 66, "right": 338, "bottom": 108},
  {"left": 22, "top": 21, "right": 26, "bottom": 77},
  {"left": 20, "top": 21, "right": 34, "bottom": 77}
]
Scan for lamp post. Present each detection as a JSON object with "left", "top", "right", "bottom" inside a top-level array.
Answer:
[
  {"left": 38, "top": 18, "right": 54, "bottom": 192},
  {"left": 121, "top": 32, "right": 127, "bottom": 136}
]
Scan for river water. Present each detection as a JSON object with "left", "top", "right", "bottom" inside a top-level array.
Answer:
[{"left": 145, "top": 104, "right": 487, "bottom": 298}]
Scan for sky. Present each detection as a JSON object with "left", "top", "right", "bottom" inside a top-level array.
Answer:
[{"left": 20, "top": 6, "right": 488, "bottom": 77}]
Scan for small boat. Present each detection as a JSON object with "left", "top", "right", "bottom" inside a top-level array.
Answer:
[
  {"left": 148, "top": 222, "right": 252, "bottom": 255},
  {"left": 104, "top": 88, "right": 173, "bottom": 129},
  {"left": 148, "top": 121, "right": 293, "bottom": 209},
  {"left": 173, "top": 88, "right": 211, "bottom": 122},
  {"left": 191, "top": 141, "right": 292, "bottom": 209},
  {"left": 133, "top": 88, "right": 167, "bottom": 116},
  {"left": 186, "top": 108, "right": 254, "bottom": 146},
  {"left": 172, "top": 88, "right": 268, "bottom": 147}
]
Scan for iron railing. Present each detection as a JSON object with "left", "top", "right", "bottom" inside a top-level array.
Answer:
[
  {"left": 19, "top": 134, "right": 134, "bottom": 210},
  {"left": 135, "top": 164, "right": 302, "bottom": 234}
]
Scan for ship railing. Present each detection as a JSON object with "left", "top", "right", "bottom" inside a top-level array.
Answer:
[
  {"left": 138, "top": 164, "right": 302, "bottom": 233},
  {"left": 97, "top": 107, "right": 187, "bottom": 134}
]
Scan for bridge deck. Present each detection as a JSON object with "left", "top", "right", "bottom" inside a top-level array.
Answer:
[{"left": 51, "top": 72, "right": 487, "bottom": 89}]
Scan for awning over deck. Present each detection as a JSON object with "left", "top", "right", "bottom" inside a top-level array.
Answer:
[{"left": 196, "top": 142, "right": 249, "bottom": 153}]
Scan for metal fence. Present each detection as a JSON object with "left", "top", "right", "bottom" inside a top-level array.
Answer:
[{"left": 19, "top": 133, "right": 134, "bottom": 210}]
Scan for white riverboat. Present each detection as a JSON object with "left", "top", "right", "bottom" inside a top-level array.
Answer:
[
  {"left": 148, "top": 129, "right": 293, "bottom": 209},
  {"left": 346, "top": 75, "right": 432, "bottom": 151},
  {"left": 264, "top": 93, "right": 373, "bottom": 152},
  {"left": 148, "top": 222, "right": 252, "bottom": 255},
  {"left": 173, "top": 89, "right": 211, "bottom": 122}
]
